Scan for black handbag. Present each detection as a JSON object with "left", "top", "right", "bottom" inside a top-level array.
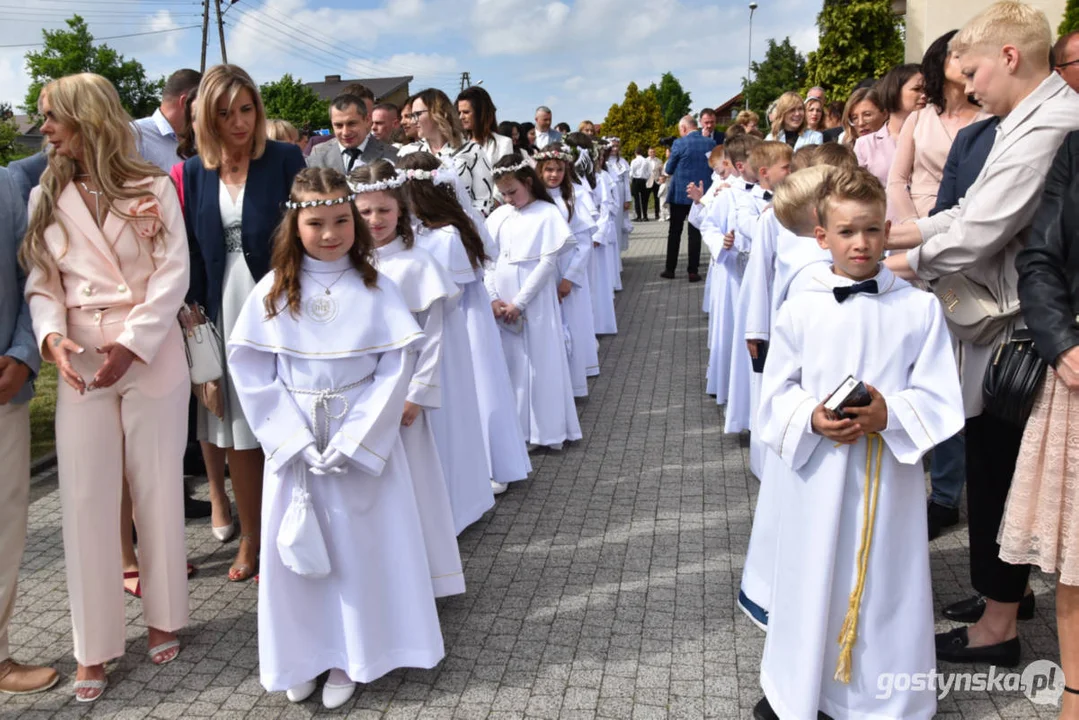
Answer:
[{"left": 982, "top": 328, "right": 1048, "bottom": 427}]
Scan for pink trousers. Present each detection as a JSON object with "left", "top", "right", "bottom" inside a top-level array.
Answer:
[{"left": 56, "top": 307, "right": 190, "bottom": 665}]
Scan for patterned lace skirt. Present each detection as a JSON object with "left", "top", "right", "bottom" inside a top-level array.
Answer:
[{"left": 998, "top": 371, "right": 1079, "bottom": 585}]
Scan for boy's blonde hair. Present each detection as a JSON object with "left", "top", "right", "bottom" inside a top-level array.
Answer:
[
  {"left": 748, "top": 141, "right": 793, "bottom": 172},
  {"left": 773, "top": 166, "right": 833, "bottom": 236},
  {"left": 808, "top": 142, "right": 859, "bottom": 172},
  {"left": 815, "top": 167, "right": 887, "bottom": 228},
  {"left": 790, "top": 145, "right": 820, "bottom": 171},
  {"left": 708, "top": 145, "right": 726, "bottom": 165},
  {"left": 724, "top": 134, "right": 762, "bottom": 166},
  {"left": 950, "top": 1, "right": 1051, "bottom": 69}
]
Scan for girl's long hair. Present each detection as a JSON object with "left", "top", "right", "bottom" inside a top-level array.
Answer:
[
  {"left": 564, "top": 132, "right": 596, "bottom": 189},
  {"left": 493, "top": 152, "right": 555, "bottom": 205},
  {"left": 396, "top": 152, "right": 489, "bottom": 269},
  {"left": 349, "top": 159, "right": 416, "bottom": 248},
  {"left": 535, "top": 150, "right": 575, "bottom": 221},
  {"left": 21, "top": 73, "right": 166, "bottom": 276},
  {"left": 264, "top": 167, "right": 378, "bottom": 319}
]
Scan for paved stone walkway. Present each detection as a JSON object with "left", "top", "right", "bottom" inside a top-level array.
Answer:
[{"left": 0, "top": 220, "right": 1064, "bottom": 719}]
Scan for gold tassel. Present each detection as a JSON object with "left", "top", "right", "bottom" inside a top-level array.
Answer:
[{"left": 834, "top": 433, "right": 884, "bottom": 684}]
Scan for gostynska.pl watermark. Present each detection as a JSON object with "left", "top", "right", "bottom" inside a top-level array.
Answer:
[{"left": 876, "top": 660, "right": 1065, "bottom": 705}]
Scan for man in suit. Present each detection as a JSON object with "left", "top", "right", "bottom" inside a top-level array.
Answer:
[
  {"left": 0, "top": 166, "right": 59, "bottom": 696},
  {"left": 6, "top": 153, "right": 47, "bottom": 206},
  {"left": 307, "top": 93, "right": 398, "bottom": 173},
  {"left": 661, "top": 115, "right": 716, "bottom": 282}
]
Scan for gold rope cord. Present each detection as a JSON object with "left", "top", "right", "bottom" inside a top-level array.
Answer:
[{"left": 834, "top": 432, "right": 884, "bottom": 684}]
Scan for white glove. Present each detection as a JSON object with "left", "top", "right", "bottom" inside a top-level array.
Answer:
[
  {"left": 319, "top": 449, "right": 348, "bottom": 475},
  {"left": 301, "top": 444, "right": 329, "bottom": 475}
]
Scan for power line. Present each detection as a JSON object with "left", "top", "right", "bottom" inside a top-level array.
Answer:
[{"left": 0, "top": 23, "right": 200, "bottom": 48}]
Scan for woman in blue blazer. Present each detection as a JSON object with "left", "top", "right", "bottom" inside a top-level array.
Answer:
[{"left": 183, "top": 65, "right": 305, "bottom": 582}]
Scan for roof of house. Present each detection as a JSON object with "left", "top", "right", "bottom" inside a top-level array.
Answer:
[
  {"left": 713, "top": 93, "right": 744, "bottom": 116},
  {"left": 13, "top": 115, "right": 42, "bottom": 137},
  {"left": 304, "top": 75, "right": 413, "bottom": 102}
]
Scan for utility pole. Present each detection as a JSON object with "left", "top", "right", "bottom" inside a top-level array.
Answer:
[
  {"left": 460, "top": 72, "right": 471, "bottom": 93},
  {"left": 215, "top": 0, "right": 228, "bottom": 64},
  {"left": 200, "top": 0, "right": 210, "bottom": 72}
]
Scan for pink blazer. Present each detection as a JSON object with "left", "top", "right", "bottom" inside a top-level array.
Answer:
[{"left": 25, "top": 175, "right": 190, "bottom": 364}]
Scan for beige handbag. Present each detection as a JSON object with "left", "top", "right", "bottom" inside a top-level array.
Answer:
[{"left": 932, "top": 272, "right": 1020, "bottom": 345}]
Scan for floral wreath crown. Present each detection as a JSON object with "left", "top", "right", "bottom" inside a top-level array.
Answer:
[
  {"left": 491, "top": 160, "right": 531, "bottom": 178},
  {"left": 401, "top": 168, "right": 456, "bottom": 187},
  {"left": 347, "top": 172, "right": 407, "bottom": 194},
  {"left": 284, "top": 194, "right": 355, "bottom": 210},
  {"left": 532, "top": 148, "right": 574, "bottom": 164}
]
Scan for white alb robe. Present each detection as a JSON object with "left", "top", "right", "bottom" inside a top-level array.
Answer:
[
  {"left": 692, "top": 171, "right": 731, "bottom": 316},
  {"left": 591, "top": 176, "right": 621, "bottom": 328},
  {"left": 701, "top": 182, "right": 748, "bottom": 404},
  {"left": 485, "top": 201, "right": 582, "bottom": 447},
  {"left": 227, "top": 258, "right": 445, "bottom": 691},
  {"left": 759, "top": 265, "right": 964, "bottom": 720},
  {"left": 373, "top": 238, "right": 494, "bottom": 536},
  {"left": 597, "top": 172, "right": 623, "bottom": 291},
  {"left": 553, "top": 194, "right": 599, "bottom": 395},
  {"left": 607, "top": 155, "right": 632, "bottom": 252},
  {"left": 578, "top": 181, "right": 617, "bottom": 335}
]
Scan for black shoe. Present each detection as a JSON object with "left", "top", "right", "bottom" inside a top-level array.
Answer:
[
  {"left": 659, "top": 271, "right": 675, "bottom": 279},
  {"left": 184, "top": 494, "right": 213, "bottom": 520},
  {"left": 928, "top": 501, "right": 960, "bottom": 540},
  {"left": 942, "top": 592, "right": 1036, "bottom": 623},
  {"left": 688, "top": 273, "right": 702, "bottom": 283},
  {"left": 935, "top": 626, "right": 1021, "bottom": 667},
  {"left": 753, "top": 698, "right": 778, "bottom": 720}
]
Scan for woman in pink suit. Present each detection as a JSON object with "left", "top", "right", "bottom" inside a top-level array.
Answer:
[{"left": 21, "top": 73, "right": 190, "bottom": 703}]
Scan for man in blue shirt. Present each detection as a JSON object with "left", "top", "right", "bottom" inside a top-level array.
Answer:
[
  {"left": 132, "top": 68, "right": 201, "bottom": 172},
  {"left": 0, "top": 167, "right": 58, "bottom": 695},
  {"left": 662, "top": 115, "right": 716, "bottom": 281}
]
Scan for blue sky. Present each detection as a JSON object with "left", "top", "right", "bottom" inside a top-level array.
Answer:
[{"left": 0, "top": 0, "right": 822, "bottom": 124}]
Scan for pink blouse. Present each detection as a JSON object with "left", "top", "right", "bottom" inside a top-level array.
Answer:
[
  {"left": 854, "top": 126, "right": 897, "bottom": 189},
  {"left": 887, "top": 106, "right": 988, "bottom": 222}
]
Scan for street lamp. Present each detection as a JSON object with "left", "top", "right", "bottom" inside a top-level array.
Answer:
[{"left": 746, "top": 2, "right": 758, "bottom": 110}]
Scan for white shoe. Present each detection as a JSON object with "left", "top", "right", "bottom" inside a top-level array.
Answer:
[
  {"left": 491, "top": 481, "right": 508, "bottom": 495},
  {"left": 211, "top": 519, "right": 235, "bottom": 543},
  {"left": 286, "top": 679, "right": 317, "bottom": 703},
  {"left": 322, "top": 678, "right": 355, "bottom": 709}
]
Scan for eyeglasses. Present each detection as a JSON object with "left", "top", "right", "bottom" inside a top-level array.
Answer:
[
  {"left": 406, "top": 109, "right": 428, "bottom": 122},
  {"left": 1056, "top": 58, "right": 1079, "bottom": 70}
]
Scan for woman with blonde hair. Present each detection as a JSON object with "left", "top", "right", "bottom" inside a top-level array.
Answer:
[
  {"left": 22, "top": 72, "right": 191, "bottom": 702},
  {"left": 735, "top": 109, "right": 760, "bottom": 134},
  {"left": 841, "top": 87, "right": 888, "bottom": 149},
  {"left": 765, "top": 91, "right": 823, "bottom": 150},
  {"left": 265, "top": 118, "right": 300, "bottom": 147},
  {"left": 803, "top": 97, "right": 825, "bottom": 133},
  {"left": 183, "top": 64, "right": 305, "bottom": 582},
  {"left": 397, "top": 88, "right": 495, "bottom": 216}
]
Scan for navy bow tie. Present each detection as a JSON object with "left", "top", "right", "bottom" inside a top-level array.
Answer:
[
  {"left": 833, "top": 279, "right": 879, "bottom": 303},
  {"left": 762, "top": 191, "right": 773, "bottom": 201},
  {"left": 745, "top": 182, "right": 754, "bottom": 191}
]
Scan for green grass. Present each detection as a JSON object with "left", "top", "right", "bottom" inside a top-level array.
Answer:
[{"left": 29, "top": 363, "right": 56, "bottom": 460}]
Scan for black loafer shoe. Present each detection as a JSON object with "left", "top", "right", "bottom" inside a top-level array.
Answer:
[
  {"left": 935, "top": 626, "right": 1021, "bottom": 667},
  {"left": 928, "top": 501, "right": 960, "bottom": 540},
  {"left": 753, "top": 698, "right": 779, "bottom": 720},
  {"left": 659, "top": 270, "right": 675, "bottom": 279},
  {"left": 943, "top": 593, "right": 1036, "bottom": 623},
  {"left": 688, "top": 273, "right": 702, "bottom": 283}
]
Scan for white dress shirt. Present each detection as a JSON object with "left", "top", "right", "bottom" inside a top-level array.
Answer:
[
  {"left": 629, "top": 156, "right": 651, "bottom": 180},
  {"left": 339, "top": 134, "right": 372, "bottom": 171},
  {"left": 132, "top": 109, "right": 179, "bottom": 173}
]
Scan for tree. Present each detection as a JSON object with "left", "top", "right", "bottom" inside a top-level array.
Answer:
[
  {"left": 260, "top": 74, "right": 331, "bottom": 131},
  {"left": 22, "top": 15, "right": 162, "bottom": 119},
  {"left": 1061, "top": 0, "right": 1079, "bottom": 35},
  {"left": 743, "top": 37, "right": 807, "bottom": 115},
  {"left": 804, "top": 0, "right": 904, "bottom": 100},
  {"left": 601, "top": 82, "right": 667, "bottom": 156},
  {"left": 0, "top": 104, "right": 20, "bottom": 163},
  {"left": 648, "top": 72, "right": 693, "bottom": 127}
]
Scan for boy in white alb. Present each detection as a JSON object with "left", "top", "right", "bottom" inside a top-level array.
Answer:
[
  {"left": 700, "top": 135, "right": 760, "bottom": 402},
  {"left": 725, "top": 142, "right": 791, "bottom": 470},
  {"left": 754, "top": 168, "right": 964, "bottom": 720},
  {"left": 690, "top": 145, "right": 734, "bottom": 316}
]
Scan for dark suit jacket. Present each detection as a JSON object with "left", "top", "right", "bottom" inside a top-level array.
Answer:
[
  {"left": 664, "top": 130, "right": 716, "bottom": 205},
  {"left": 183, "top": 139, "right": 305, "bottom": 320},
  {"left": 306, "top": 134, "right": 399, "bottom": 173},
  {"left": 931, "top": 117, "right": 1000, "bottom": 216},
  {"left": 7, "top": 152, "right": 47, "bottom": 206}
]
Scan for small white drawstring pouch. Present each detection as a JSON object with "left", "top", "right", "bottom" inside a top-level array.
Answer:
[{"left": 277, "top": 467, "right": 331, "bottom": 578}]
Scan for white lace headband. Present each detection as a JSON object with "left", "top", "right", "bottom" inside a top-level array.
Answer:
[
  {"left": 492, "top": 160, "right": 530, "bottom": 178},
  {"left": 348, "top": 172, "right": 407, "bottom": 194},
  {"left": 284, "top": 194, "right": 355, "bottom": 209}
]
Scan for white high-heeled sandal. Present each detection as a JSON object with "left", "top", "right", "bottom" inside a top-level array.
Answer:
[{"left": 73, "top": 677, "right": 107, "bottom": 703}]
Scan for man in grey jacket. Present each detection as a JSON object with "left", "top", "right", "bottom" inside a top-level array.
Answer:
[
  {"left": 307, "top": 93, "right": 398, "bottom": 173},
  {"left": 0, "top": 166, "right": 58, "bottom": 695}
]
